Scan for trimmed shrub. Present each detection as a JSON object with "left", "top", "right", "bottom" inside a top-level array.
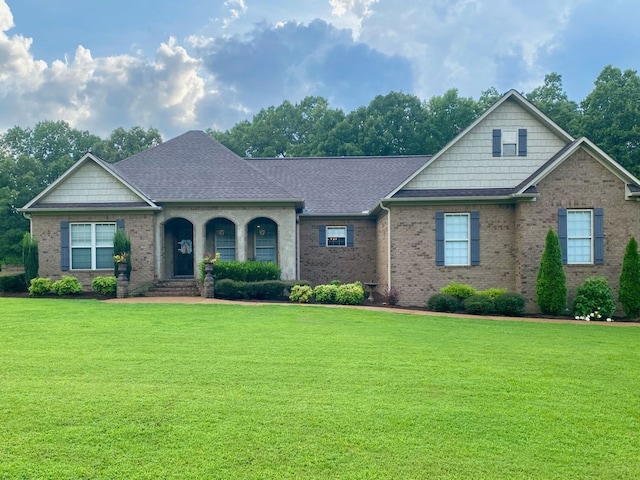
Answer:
[
  {"left": 51, "top": 276, "right": 83, "bottom": 296},
  {"left": 313, "top": 284, "right": 339, "bottom": 304},
  {"left": 335, "top": 282, "right": 365, "bottom": 305},
  {"left": 494, "top": 292, "right": 526, "bottom": 316},
  {"left": 289, "top": 284, "right": 313, "bottom": 303},
  {"left": 92, "top": 276, "right": 117, "bottom": 296},
  {"left": 382, "top": 286, "right": 400, "bottom": 305},
  {"left": 463, "top": 294, "right": 495, "bottom": 315},
  {"left": 214, "top": 279, "right": 246, "bottom": 299},
  {"left": 536, "top": 229, "right": 567, "bottom": 315},
  {"left": 22, "top": 233, "right": 38, "bottom": 289},
  {"left": 573, "top": 276, "right": 616, "bottom": 321},
  {"left": 619, "top": 237, "right": 640, "bottom": 318},
  {"left": 440, "top": 282, "right": 477, "bottom": 300},
  {"left": 214, "top": 279, "right": 289, "bottom": 300},
  {"left": 29, "top": 277, "right": 52, "bottom": 296},
  {"left": 213, "top": 260, "right": 280, "bottom": 282},
  {"left": 0, "top": 273, "right": 27, "bottom": 293},
  {"left": 477, "top": 287, "right": 507, "bottom": 300},
  {"left": 245, "top": 281, "right": 287, "bottom": 300},
  {"left": 426, "top": 293, "right": 459, "bottom": 312}
]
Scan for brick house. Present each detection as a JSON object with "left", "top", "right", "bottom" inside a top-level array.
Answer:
[{"left": 20, "top": 90, "right": 640, "bottom": 309}]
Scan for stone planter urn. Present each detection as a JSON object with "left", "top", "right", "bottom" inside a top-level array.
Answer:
[
  {"left": 203, "top": 262, "right": 215, "bottom": 298},
  {"left": 117, "top": 261, "right": 128, "bottom": 281}
]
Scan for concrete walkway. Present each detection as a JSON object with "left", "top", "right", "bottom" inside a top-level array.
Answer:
[{"left": 104, "top": 296, "right": 640, "bottom": 326}]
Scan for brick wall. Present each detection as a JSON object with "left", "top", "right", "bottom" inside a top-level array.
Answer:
[
  {"left": 389, "top": 203, "right": 516, "bottom": 306},
  {"left": 32, "top": 213, "right": 155, "bottom": 290},
  {"left": 299, "top": 218, "right": 377, "bottom": 285},
  {"left": 515, "top": 149, "right": 640, "bottom": 313}
]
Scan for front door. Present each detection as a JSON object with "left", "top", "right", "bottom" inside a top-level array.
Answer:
[{"left": 173, "top": 220, "right": 194, "bottom": 277}]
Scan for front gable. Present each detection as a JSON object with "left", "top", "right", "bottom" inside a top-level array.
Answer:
[
  {"left": 21, "top": 153, "right": 159, "bottom": 212},
  {"left": 403, "top": 97, "right": 571, "bottom": 191}
]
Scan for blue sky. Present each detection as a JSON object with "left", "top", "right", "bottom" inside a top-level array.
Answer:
[{"left": 1, "top": 0, "right": 638, "bottom": 139}]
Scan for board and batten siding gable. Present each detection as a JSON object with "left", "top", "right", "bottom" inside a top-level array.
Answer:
[
  {"left": 404, "top": 99, "right": 570, "bottom": 190},
  {"left": 39, "top": 161, "right": 143, "bottom": 204}
]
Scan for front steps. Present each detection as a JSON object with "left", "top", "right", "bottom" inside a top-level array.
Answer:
[{"left": 144, "top": 279, "right": 200, "bottom": 297}]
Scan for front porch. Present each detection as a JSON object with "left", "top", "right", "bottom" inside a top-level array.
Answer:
[{"left": 155, "top": 206, "right": 298, "bottom": 281}]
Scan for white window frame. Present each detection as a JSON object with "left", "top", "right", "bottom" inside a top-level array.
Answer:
[
  {"left": 326, "top": 226, "right": 347, "bottom": 247},
  {"left": 444, "top": 213, "right": 470, "bottom": 266},
  {"left": 567, "top": 209, "right": 593, "bottom": 264},
  {"left": 502, "top": 130, "right": 517, "bottom": 156},
  {"left": 70, "top": 222, "right": 116, "bottom": 270}
]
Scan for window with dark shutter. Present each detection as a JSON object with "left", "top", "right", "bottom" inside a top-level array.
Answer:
[
  {"left": 60, "top": 221, "right": 70, "bottom": 271},
  {"left": 435, "top": 212, "right": 445, "bottom": 266},
  {"left": 470, "top": 211, "right": 480, "bottom": 265},
  {"left": 518, "top": 129, "right": 527, "bottom": 156},
  {"left": 492, "top": 129, "right": 501, "bottom": 157}
]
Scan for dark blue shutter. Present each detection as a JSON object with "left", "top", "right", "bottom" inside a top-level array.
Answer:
[
  {"left": 436, "top": 212, "right": 445, "bottom": 266},
  {"left": 558, "top": 208, "right": 568, "bottom": 264},
  {"left": 318, "top": 225, "right": 326, "bottom": 247},
  {"left": 346, "top": 224, "right": 354, "bottom": 247},
  {"left": 470, "top": 211, "right": 480, "bottom": 266},
  {"left": 518, "top": 129, "right": 527, "bottom": 156},
  {"left": 60, "top": 221, "right": 70, "bottom": 271},
  {"left": 492, "top": 129, "right": 501, "bottom": 157},
  {"left": 116, "top": 219, "right": 125, "bottom": 230},
  {"left": 594, "top": 208, "right": 604, "bottom": 264}
]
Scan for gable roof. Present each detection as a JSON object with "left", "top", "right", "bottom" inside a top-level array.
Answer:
[
  {"left": 515, "top": 137, "right": 640, "bottom": 197},
  {"left": 111, "top": 131, "right": 301, "bottom": 203},
  {"left": 20, "top": 153, "right": 159, "bottom": 211},
  {"left": 387, "top": 89, "right": 575, "bottom": 198},
  {"left": 247, "top": 155, "right": 430, "bottom": 214}
]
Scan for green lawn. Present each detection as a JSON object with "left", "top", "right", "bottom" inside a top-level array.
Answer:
[{"left": 1, "top": 298, "right": 639, "bottom": 479}]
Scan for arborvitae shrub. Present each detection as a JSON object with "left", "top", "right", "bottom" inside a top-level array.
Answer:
[
  {"left": 426, "top": 293, "right": 459, "bottom": 312},
  {"left": 22, "top": 233, "right": 38, "bottom": 289},
  {"left": 619, "top": 237, "right": 640, "bottom": 318},
  {"left": 462, "top": 294, "right": 495, "bottom": 315},
  {"left": 494, "top": 292, "right": 526, "bottom": 316},
  {"left": 536, "top": 229, "right": 567, "bottom": 315},
  {"left": 113, "top": 228, "right": 131, "bottom": 280}
]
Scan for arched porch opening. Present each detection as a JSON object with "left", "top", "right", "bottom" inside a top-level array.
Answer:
[
  {"left": 247, "top": 217, "right": 278, "bottom": 263},
  {"left": 205, "top": 217, "right": 237, "bottom": 261},
  {"left": 164, "top": 217, "right": 194, "bottom": 277}
]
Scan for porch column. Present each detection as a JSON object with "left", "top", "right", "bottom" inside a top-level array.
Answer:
[
  {"left": 236, "top": 221, "right": 247, "bottom": 261},
  {"left": 193, "top": 222, "right": 206, "bottom": 270}
]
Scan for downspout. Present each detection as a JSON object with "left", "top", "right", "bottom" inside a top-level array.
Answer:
[
  {"left": 22, "top": 212, "right": 32, "bottom": 234},
  {"left": 296, "top": 213, "right": 300, "bottom": 280},
  {"left": 379, "top": 202, "right": 391, "bottom": 290}
]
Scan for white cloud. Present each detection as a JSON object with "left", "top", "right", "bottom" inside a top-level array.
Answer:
[
  {"left": 359, "top": 0, "right": 584, "bottom": 98},
  {"left": 0, "top": 1, "right": 207, "bottom": 138}
]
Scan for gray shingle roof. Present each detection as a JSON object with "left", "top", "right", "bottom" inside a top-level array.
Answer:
[
  {"left": 247, "top": 155, "right": 431, "bottom": 214},
  {"left": 109, "top": 130, "right": 429, "bottom": 214},
  {"left": 110, "top": 131, "right": 299, "bottom": 202}
]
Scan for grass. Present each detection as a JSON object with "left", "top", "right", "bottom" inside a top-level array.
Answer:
[{"left": 1, "top": 298, "right": 639, "bottom": 479}]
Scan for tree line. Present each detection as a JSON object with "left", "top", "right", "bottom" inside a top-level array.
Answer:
[
  {"left": 2, "top": 65, "right": 640, "bottom": 264},
  {"left": 210, "top": 67, "right": 640, "bottom": 178}
]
